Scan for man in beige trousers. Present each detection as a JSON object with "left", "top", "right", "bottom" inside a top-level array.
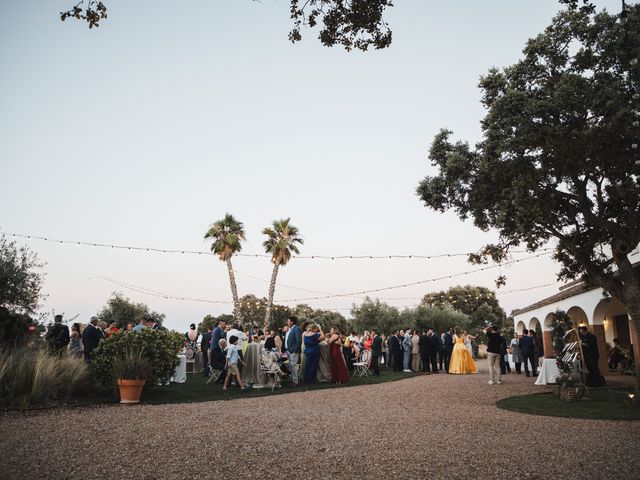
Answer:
[{"left": 484, "top": 325, "right": 503, "bottom": 385}]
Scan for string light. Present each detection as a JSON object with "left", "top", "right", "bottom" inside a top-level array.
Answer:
[
  {"left": 95, "top": 276, "right": 555, "bottom": 314},
  {"left": 274, "top": 252, "right": 551, "bottom": 302},
  {"left": 1, "top": 231, "right": 554, "bottom": 261},
  {"left": 94, "top": 249, "right": 550, "bottom": 307}
]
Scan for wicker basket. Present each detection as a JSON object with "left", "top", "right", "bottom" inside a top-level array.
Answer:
[{"left": 559, "top": 386, "right": 583, "bottom": 402}]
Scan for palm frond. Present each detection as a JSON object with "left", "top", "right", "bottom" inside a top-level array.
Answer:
[{"left": 204, "top": 213, "right": 246, "bottom": 260}]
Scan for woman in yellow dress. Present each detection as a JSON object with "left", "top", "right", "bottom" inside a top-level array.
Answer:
[{"left": 449, "top": 328, "right": 478, "bottom": 374}]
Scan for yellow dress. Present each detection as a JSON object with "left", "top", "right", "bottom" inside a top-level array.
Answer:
[{"left": 449, "top": 336, "right": 478, "bottom": 374}]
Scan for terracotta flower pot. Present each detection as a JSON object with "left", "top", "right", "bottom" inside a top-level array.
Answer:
[{"left": 117, "top": 379, "right": 146, "bottom": 404}]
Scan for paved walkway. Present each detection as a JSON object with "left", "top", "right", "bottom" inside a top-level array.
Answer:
[{"left": 1, "top": 361, "right": 638, "bottom": 479}]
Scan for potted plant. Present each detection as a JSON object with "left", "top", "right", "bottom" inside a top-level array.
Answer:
[
  {"left": 555, "top": 371, "right": 585, "bottom": 402},
  {"left": 112, "top": 348, "right": 151, "bottom": 404}
]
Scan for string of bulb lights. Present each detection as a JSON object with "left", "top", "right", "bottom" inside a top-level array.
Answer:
[
  {"left": 1, "top": 231, "right": 554, "bottom": 261},
  {"left": 91, "top": 251, "right": 552, "bottom": 310},
  {"left": 93, "top": 276, "right": 555, "bottom": 313}
]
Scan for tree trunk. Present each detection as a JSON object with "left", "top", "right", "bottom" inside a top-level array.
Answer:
[
  {"left": 626, "top": 307, "right": 640, "bottom": 393},
  {"left": 263, "top": 263, "right": 279, "bottom": 332},
  {"left": 225, "top": 259, "right": 243, "bottom": 325}
]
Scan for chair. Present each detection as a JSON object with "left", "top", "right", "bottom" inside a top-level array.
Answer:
[
  {"left": 260, "top": 349, "right": 285, "bottom": 391},
  {"left": 206, "top": 368, "right": 224, "bottom": 384},
  {"left": 353, "top": 350, "right": 372, "bottom": 377}
]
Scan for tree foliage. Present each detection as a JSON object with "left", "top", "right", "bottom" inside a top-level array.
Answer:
[
  {"left": 60, "top": 0, "right": 107, "bottom": 28},
  {"left": 422, "top": 285, "right": 506, "bottom": 331},
  {"left": 262, "top": 218, "right": 303, "bottom": 329},
  {"left": 290, "top": 303, "right": 350, "bottom": 332},
  {"left": 350, "top": 297, "right": 469, "bottom": 334},
  {"left": 417, "top": 6, "right": 640, "bottom": 331},
  {"left": 59, "top": 0, "right": 393, "bottom": 51},
  {"left": 204, "top": 213, "right": 246, "bottom": 322},
  {"left": 0, "top": 235, "right": 44, "bottom": 315},
  {"left": 288, "top": 0, "right": 393, "bottom": 51},
  {"left": 97, "top": 292, "right": 165, "bottom": 327}
]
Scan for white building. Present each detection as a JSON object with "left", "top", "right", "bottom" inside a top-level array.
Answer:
[{"left": 512, "top": 248, "right": 640, "bottom": 375}]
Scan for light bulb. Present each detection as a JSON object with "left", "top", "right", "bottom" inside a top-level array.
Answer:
[
  {"left": 631, "top": 58, "right": 639, "bottom": 66},
  {"left": 633, "top": 144, "right": 639, "bottom": 149},
  {"left": 634, "top": 93, "right": 640, "bottom": 100}
]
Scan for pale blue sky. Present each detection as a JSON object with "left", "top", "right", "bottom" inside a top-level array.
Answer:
[{"left": 0, "top": 1, "right": 621, "bottom": 330}]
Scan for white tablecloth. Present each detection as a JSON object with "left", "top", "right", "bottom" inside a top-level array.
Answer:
[
  {"left": 535, "top": 358, "right": 559, "bottom": 385},
  {"left": 171, "top": 354, "right": 187, "bottom": 384}
]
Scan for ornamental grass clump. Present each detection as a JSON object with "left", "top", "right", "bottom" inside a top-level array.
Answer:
[
  {"left": 112, "top": 348, "right": 151, "bottom": 381},
  {"left": 0, "top": 348, "right": 91, "bottom": 409}
]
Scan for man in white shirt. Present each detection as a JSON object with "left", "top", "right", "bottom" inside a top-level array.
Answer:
[{"left": 226, "top": 322, "right": 245, "bottom": 356}]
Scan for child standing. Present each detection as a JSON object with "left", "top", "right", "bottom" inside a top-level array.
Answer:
[{"left": 223, "top": 335, "right": 246, "bottom": 391}]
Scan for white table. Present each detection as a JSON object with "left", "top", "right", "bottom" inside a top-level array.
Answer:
[
  {"left": 535, "top": 358, "right": 560, "bottom": 385},
  {"left": 171, "top": 354, "right": 187, "bottom": 384}
]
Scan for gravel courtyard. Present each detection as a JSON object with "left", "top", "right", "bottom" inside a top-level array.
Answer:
[{"left": 1, "top": 361, "right": 638, "bottom": 480}]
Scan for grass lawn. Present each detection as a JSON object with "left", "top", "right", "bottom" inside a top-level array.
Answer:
[
  {"left": 141, "top": 368, "right": 418, "bottom": 405},
  {"left": 496, "top": 389, "right": 640, "bottom": 420}
]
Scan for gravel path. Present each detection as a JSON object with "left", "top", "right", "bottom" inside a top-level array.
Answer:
[{"left": 1, "top": 360, "right": 638, "bottom": 479}]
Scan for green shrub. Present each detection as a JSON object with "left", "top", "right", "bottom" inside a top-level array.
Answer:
[
  {"left": 91, "top": 328, "right": 183, "bottom": 386},
  {"left": 0, "top": 348, "right": 91, "bottom": 409}
]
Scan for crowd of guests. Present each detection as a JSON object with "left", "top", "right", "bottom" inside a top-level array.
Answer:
[
  {"left": 45, "top": 313, "right": 163, "bottom": 363},
  {"left": 196, "top": 316, "right": 551, "bottom": 390},
  {"left": 46, "top": 310, "right": 627, "bottom": 390}
]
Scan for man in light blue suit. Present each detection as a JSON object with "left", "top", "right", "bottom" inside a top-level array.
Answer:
[{"left": 285, "top": 315, "right": 302, "bottom": 386}]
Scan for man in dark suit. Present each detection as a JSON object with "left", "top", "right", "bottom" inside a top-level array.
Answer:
[
  {"left": 418, "top": 330, "right": 431, "bottom": 373},
  {"left": 212, "top": 320, "right": 226, "bottom": 350},
  {"left": 532, "top": 330, "right": 544, "bottom": 369},
  {"left": 370, "top": 330, "right": 383, "bottom": 376},
  {"left": 428, "top": 328, "right": 441, "bottom": 373},
  {"left": 388, "top": 330, "right": 402, "bottom": 372},
  {"left": 442, "top": 329, "right": 454, "bottom": 372},
  {"left": 46, "top": 314, "right": 70, "bottom": 355},
  {"left": 285, "top": 316, "right": 302, "bottom": 386},
  {"left": 82, "top": 316, "right": 104, "bottom": 363},
  {"left": 518, "top": 328, "right": 536, "bottom": 377},
  {"left": 201, "top": 324, "right": 213, "bottom": 376},
  {"left": 579, "top": 326, "right": 606, "bottom": 387}
]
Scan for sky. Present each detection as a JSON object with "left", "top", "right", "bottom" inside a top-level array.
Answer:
[{"left": 0, "top": 0, "right": 622, "bottom": 331}]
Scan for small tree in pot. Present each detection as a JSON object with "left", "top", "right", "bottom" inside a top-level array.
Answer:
[{"left": 112, "top": 348, "right": 151, "bottom": 404}]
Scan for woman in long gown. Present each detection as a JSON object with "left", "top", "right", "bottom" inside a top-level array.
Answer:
[
  {"left": 328, "top": 327, "right": 350, "bottom": 383},
  {"left": 449, "top": 328, "right": 478, "bottom": 374},
  {"left": 303, "top": 324, "right": 324, "bottom": 383}
]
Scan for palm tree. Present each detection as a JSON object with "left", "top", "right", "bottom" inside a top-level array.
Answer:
[
  {"left": 204, "top": 214, "right": 246, "bottom": 324},
  {"left": 262, "top": 218, "right": 303, "bottom": 331}
]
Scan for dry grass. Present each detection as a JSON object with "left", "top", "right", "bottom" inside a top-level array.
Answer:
[{"left": 0, "top": 348, "right": 91, "bottom": 409}]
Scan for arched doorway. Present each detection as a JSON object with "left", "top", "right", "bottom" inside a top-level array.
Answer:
[
  {"left": 566, "top": 306, "right": 589, "bottom": 326},
  {"left": 529, "top": 317, "right": 542, "bottom": 334},
  {"left": 593, "top": 297, "right": 635, "bottom": 374},
  {"left": 516, "top": 320, "right": 526, "bottom": 334},
  {"left": 542, "top": 313, "right": 556, "bottom": 358}
]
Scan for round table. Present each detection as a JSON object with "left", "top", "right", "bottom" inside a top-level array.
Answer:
[
  {"left": 535, "top": 358, "right": 560, "bottom": 385},
  {"left": 241, "top": 343, "right": 277, "bottom": 388},
  {"left": 171, "top": 354, "right": 187, "bottom": 384}
]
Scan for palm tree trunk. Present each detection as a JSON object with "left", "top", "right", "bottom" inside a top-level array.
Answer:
[
  {"left": 264, "top": 263, "right": 279, "bottom": 332},
  {"left": 226, "top": 259, "right": 243, "bottom": 325}
]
